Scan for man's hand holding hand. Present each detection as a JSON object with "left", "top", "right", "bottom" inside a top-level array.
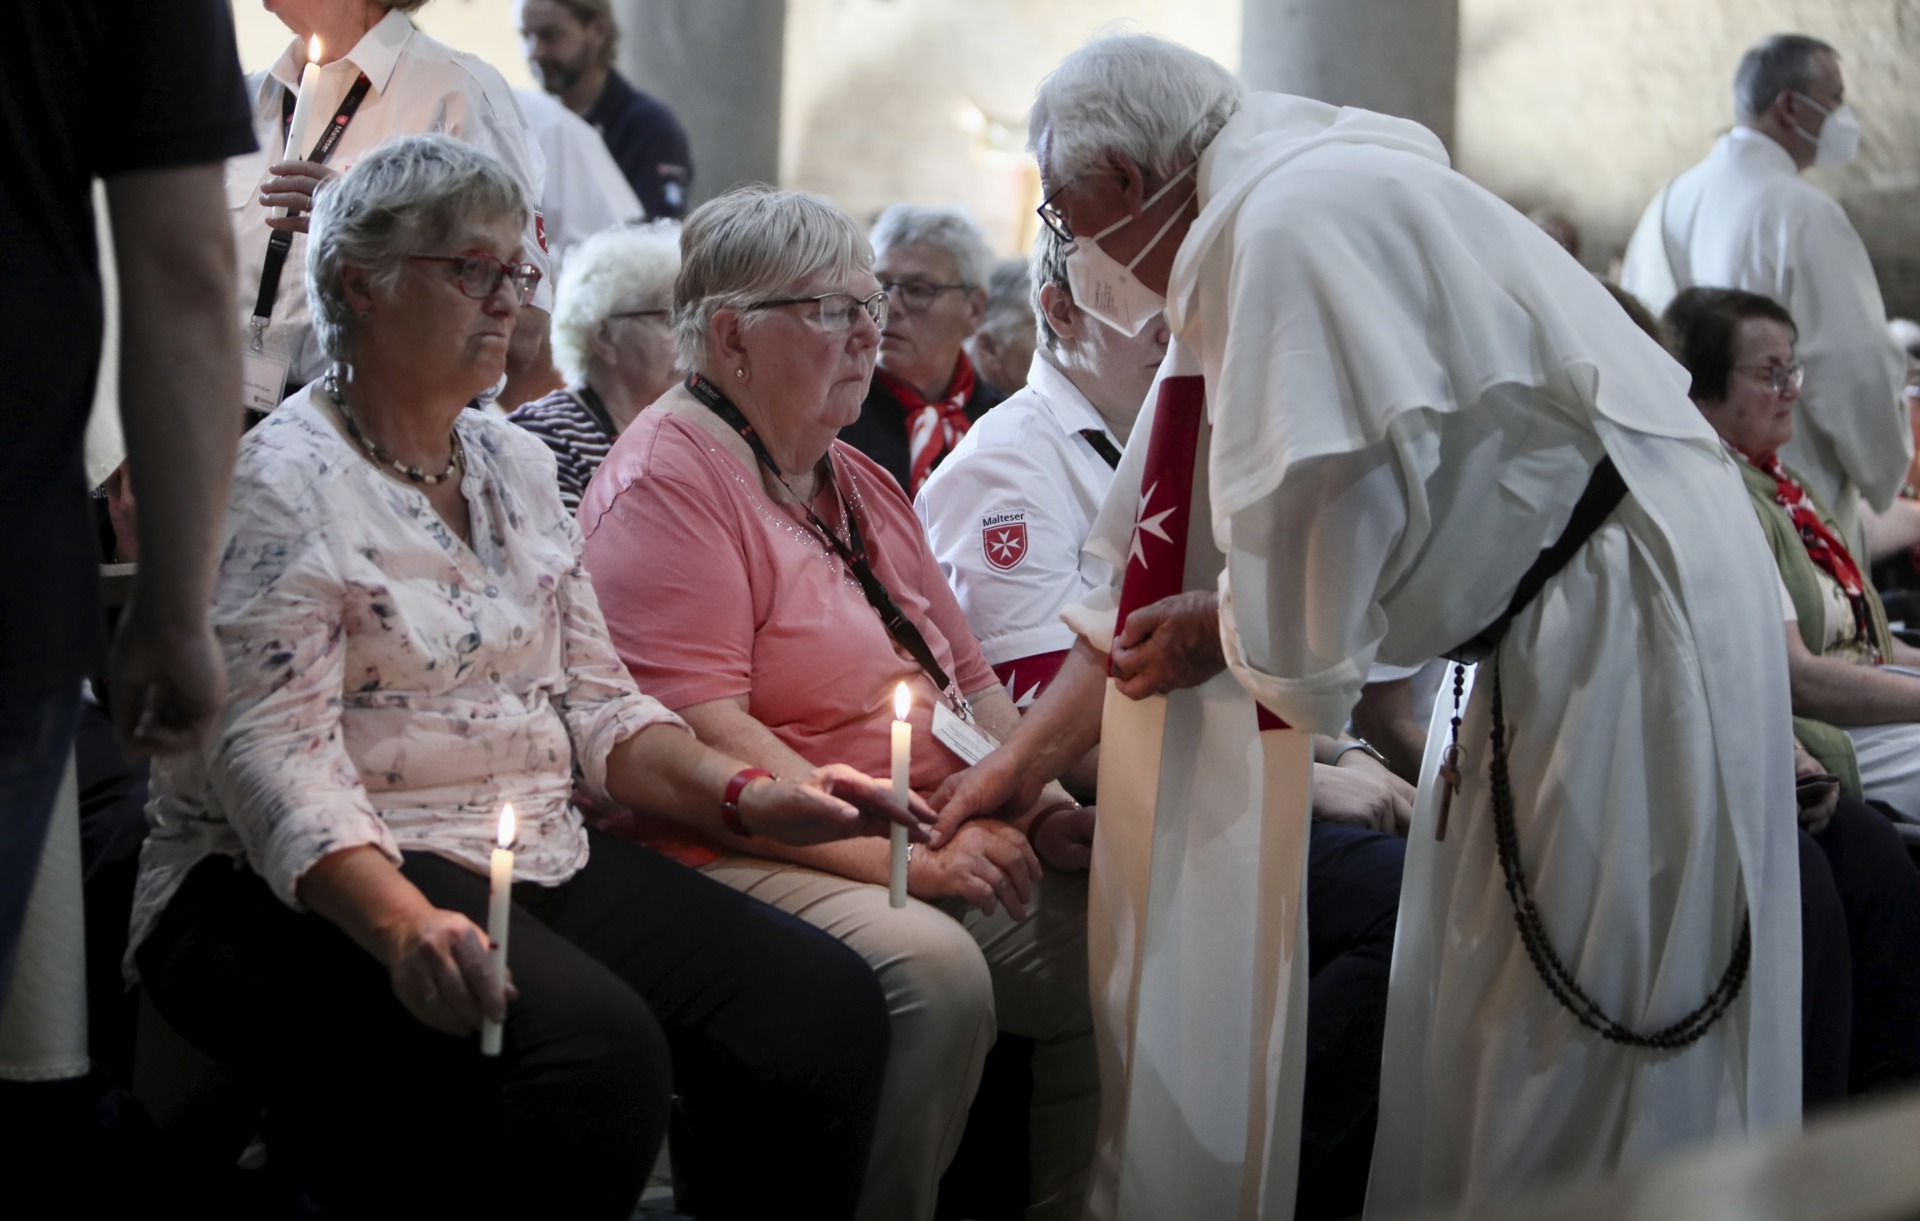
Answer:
[{"left": 1110, "top": 590, "right": 1226, "bottom": 699}]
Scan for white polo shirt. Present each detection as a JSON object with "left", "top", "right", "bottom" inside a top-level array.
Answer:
[
  {"left": 916, "top": 355, "right": 1123, "bottom": 705},
  {"left": 228, "top": 11, "right": 552, "bottom": 391},
  {"left": 514, "top": 87, "right": 643, "bottom": 268}
]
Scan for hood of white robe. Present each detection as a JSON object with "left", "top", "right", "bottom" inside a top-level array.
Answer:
[{"left": 1165, "top": 92, "right": 1716, "bottom": 523}]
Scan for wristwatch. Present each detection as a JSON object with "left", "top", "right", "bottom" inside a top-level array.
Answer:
[
  {"left": 722, "top": 768, "right": 774, "bottom": 837},
  {"left": 1330, "top": 738, "right": 1388, "bottom": 768}
]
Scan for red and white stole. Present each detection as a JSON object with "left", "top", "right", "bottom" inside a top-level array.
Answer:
[
  {"left": 877, "top": 353, "right": 977, "bottom": 497},
  {"left": 1087, "top": 362, "right": 1314, "bottom": 1221}
]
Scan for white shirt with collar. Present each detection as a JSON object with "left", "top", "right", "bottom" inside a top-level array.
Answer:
[
  {"left": 228, "top": 10, "right": 552, "bottom": 393},
  {"left": 915, "top": 353, "right": 1121, "bottom": 704},
  {"left": 1621, "top": 126, "right": 1907, "bottom": 542}
]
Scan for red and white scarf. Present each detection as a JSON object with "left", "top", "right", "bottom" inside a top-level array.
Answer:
[
  {"left": 877, "top": 352, "right": 976, "bottom": 496},
  {"left": 1746, "top": 448, "right": 1877, "bottom": 657}
]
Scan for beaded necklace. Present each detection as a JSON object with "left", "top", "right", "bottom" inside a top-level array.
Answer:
[{"left": 323, "top": 370, "right": 464, "bottom": 486}]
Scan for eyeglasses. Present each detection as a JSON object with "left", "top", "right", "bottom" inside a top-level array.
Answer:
[
  {"left": 407, "top": 254, "right": 543, "bottom": 305},
  {"left": 744, "top": 289, "right": 888, "bottom": 332},
  {"left": 1734, "top": 360, "right": 1806, "bottom": 395},
  {"left": 881, "top": 280, "right": 972, "bottom": 313},
  {"left": 1036, "top": 182, "right": 1075, "bottom": 243}
]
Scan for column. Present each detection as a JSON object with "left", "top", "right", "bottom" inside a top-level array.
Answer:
[
  {"left": 613, "top": 0, "right": 786, "bottom": 209},
  {"left": 1239, "top": 0, "right": 1459, "bottom": 150}
]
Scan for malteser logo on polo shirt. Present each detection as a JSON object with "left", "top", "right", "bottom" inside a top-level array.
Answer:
[{"left": 981, "top": 510, "right": 1028, "bottom": 572}]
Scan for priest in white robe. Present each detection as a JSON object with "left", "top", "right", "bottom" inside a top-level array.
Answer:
[
  {"left": 1620, "top": 32, "right": 1907, "bottom": 550},
  {"left": 932, "top": 32, "right": 1803, "bottom": 1220}
]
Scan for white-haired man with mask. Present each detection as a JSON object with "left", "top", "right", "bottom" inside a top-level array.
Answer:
[
  {"left": 1622, "top": 33, "right": 1908, "bottom": 551},
  {"left": 932, "top": 32, "right": 1800, "bottom": 1219}
]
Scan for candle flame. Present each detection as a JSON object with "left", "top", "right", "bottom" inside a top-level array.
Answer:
[
  {"left": 894, "top": 682, "right": 911, "bottom": 721},
  {"left": 308, "top": 34, "right": 323, "bottom": 65},
  {"left": 496, "top": 803, "right": 516, "bottom": 849}
]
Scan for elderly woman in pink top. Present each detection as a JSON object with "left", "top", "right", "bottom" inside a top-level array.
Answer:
[{"left": 578, "top": 185, "right": 1097, "bottom": 1221}]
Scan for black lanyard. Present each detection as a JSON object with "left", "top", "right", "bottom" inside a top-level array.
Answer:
[
  {"left": 249, "top": 71, "right": 374, "bottom": 347},
  {"left": 1078, "top": 428, "right": 1122, "bottom": 469},
  {"left": 686, "top": 373, "right": 972, "bottom": 717},
  {"left": 576, "top": 384, "right": 620, "bottom": 439}
]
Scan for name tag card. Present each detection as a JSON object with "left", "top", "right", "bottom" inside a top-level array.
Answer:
[
  {"left": 933, "top": 702, "right": 999, "bottom": 766},
  {"left": 241, "top": 341, "right": 290, "bottom": 416}
]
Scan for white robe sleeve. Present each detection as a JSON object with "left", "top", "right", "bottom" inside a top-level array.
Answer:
[
  {"left": 1783, "top": 199, "right": 1910, "bottom": 512},
  {"left": 1219, "top": 438, "right": 1409, "bottom": 734}
]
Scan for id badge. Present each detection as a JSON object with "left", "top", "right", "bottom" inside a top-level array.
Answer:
[
  {"left": 241, "top": 325, "right": 291, "bottom": 415},
  {"left": 932, "top": 701, "right": 999, "bottom": 766}
]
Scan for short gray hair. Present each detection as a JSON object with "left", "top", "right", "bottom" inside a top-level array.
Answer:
[
  {"left": 1734, "top": 34, "right": 1838, "bottom": 122},
  {"left": 869, "top": 204, "right": 994, "bottom": 290},
  {"left": 978, "top": 258, "right": 1033, "bottom": 346},
  {"left": 674, "top": 184, "right": 872, "bottom": 370},
  {"left": 306, "top": 134, "right": 527, "bottom": 362},
  {"left": 1029, "top": 33, "right": 1245, "bottom": 184},
  {"left": 1029, "top": 225, "right": 1071, "bottom": 353},
  {"left": 550, "top": 220, "right": 681, "bottom": 384}
]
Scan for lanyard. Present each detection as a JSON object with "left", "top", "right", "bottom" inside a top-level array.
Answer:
[
  {"left": 576, "top": 384, "right": 620, "bottom": 439},
  {"left": 249, "top": 71, "right": 374, "bottom": 350},
  {"left": 686, "top": 373, "right": 973, "bottom": 718},
  {"left": 1078, "top": 428, "right": 1122, "bottom": 469}
]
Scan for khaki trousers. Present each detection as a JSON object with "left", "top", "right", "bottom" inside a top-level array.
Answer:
[{"left": 700, "top": 856, "right": 1098, "bottom": 1221}]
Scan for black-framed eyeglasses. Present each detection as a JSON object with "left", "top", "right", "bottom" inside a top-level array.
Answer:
[
  {"left": 1036, "top": 182, "right": 1074, "bottom": 243},
  {"left": 407, "top": 254, "right": 542, "bottom": 305},
  {"left": 744, "top": 289, "right": 888, "bottom": 332},
  {"left": 1733, "top": 360, "right": 1806, "bottom": 395},
  {"left": 881, "top": 280, "right": 971, "bottom": 313}
]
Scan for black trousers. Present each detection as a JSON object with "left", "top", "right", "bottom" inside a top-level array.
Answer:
[
  {"left": 138, "top": 829, "right": 890, "bottom": 1220},
  {"left": 1296, "top": 820, "right": 1407, "bottom": 1221},
  {"left": 1808, "top": 796, "right": 1920, "bottom": 1097}
]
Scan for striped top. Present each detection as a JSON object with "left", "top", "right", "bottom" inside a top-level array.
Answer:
[{"left": 508, "top": 387, "right": 618, "bottom": 512}]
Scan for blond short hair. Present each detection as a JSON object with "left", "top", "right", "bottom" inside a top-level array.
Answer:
[{"left": 673, "top": 185, "right": 872, "bottom": 370}]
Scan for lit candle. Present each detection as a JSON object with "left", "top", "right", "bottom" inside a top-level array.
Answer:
[
  {"left": 276, "top": 36, "right": 324, "bottom": 219},
  {"left": 480, "top": 803, "right": 515, "bottom": 1057},
  {"left": 890, "top": 683, "right": 911, "bottom": 908},
  {"left": 283, "top": 35, "right": 325, "bottom": 163}
]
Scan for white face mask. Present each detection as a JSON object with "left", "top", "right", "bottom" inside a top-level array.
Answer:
[
  {"left": 1791, "top": 92, "right": 1862, "bottom": 167},
  {"left": 1064, "top": 162, "right": 1197, "bottom": 338}
]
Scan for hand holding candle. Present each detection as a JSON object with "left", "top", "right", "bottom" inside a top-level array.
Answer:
[
  {"left": 890, "top": 683, "right": 912, "bottom": 908},
  {"left": 480, "top": 803, "right": 515, "bottom": 1057}
]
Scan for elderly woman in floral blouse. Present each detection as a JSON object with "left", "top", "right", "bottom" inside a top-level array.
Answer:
[{"left": 128, "top": 137, "right": 926, "bottom": 1220}]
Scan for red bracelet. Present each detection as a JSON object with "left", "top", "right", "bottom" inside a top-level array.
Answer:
[{"left": 722, "top": 768, "right": 774, "bottom": 837}]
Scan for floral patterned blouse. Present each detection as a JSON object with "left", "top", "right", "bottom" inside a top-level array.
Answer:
[{"left": 127, "top": 388, "right": 684, "bottom": 975}]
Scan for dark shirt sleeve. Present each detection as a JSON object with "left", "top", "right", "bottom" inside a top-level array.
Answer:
[
  {"left": 593, "top": 81, "right": 694, "bottom": 220},
  {"left": 91, "top": 0, "right": 257, "bottom": 177},
  {"left": 628, "top": 109, "right": 693, "bottom": 219}
]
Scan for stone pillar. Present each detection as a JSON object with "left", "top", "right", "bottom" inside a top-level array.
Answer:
[
  {"left": 613, "top": 0, "right": 785, "bottom": 208},
  {"left": 1240, "top": 0, "right": 1458, "bottom": 150}
]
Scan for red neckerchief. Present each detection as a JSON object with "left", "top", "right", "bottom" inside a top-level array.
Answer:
[
  {"left": 877, "top": 352, "right": 976, "bottom": 496},
  {"left": 1747, "top": 448, "right": 1878, "bottom": 657}
]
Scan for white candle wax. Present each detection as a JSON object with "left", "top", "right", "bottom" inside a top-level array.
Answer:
[
  {"left": 276, "top": 37, "right": 324, "bottom": 218},
  {"left": 890, "top": 684, "right": 911, "bottom": 908},
  {"left": 480, "top": 803, "right": 515, "bottom": 1057}
]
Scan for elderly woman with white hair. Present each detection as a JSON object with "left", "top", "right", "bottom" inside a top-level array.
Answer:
[
  {"left": 839, "top": 203, "right": 1009, "bottom": 496},
  {"left": 510, "top": 220, "right": 680, "bottom": 510},
  {"left": 579, "top": 184, "right": 1097, "bottom": 1221},
  {"left": 130, "top": 136, "right": 927, "bottom": 1219}
]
